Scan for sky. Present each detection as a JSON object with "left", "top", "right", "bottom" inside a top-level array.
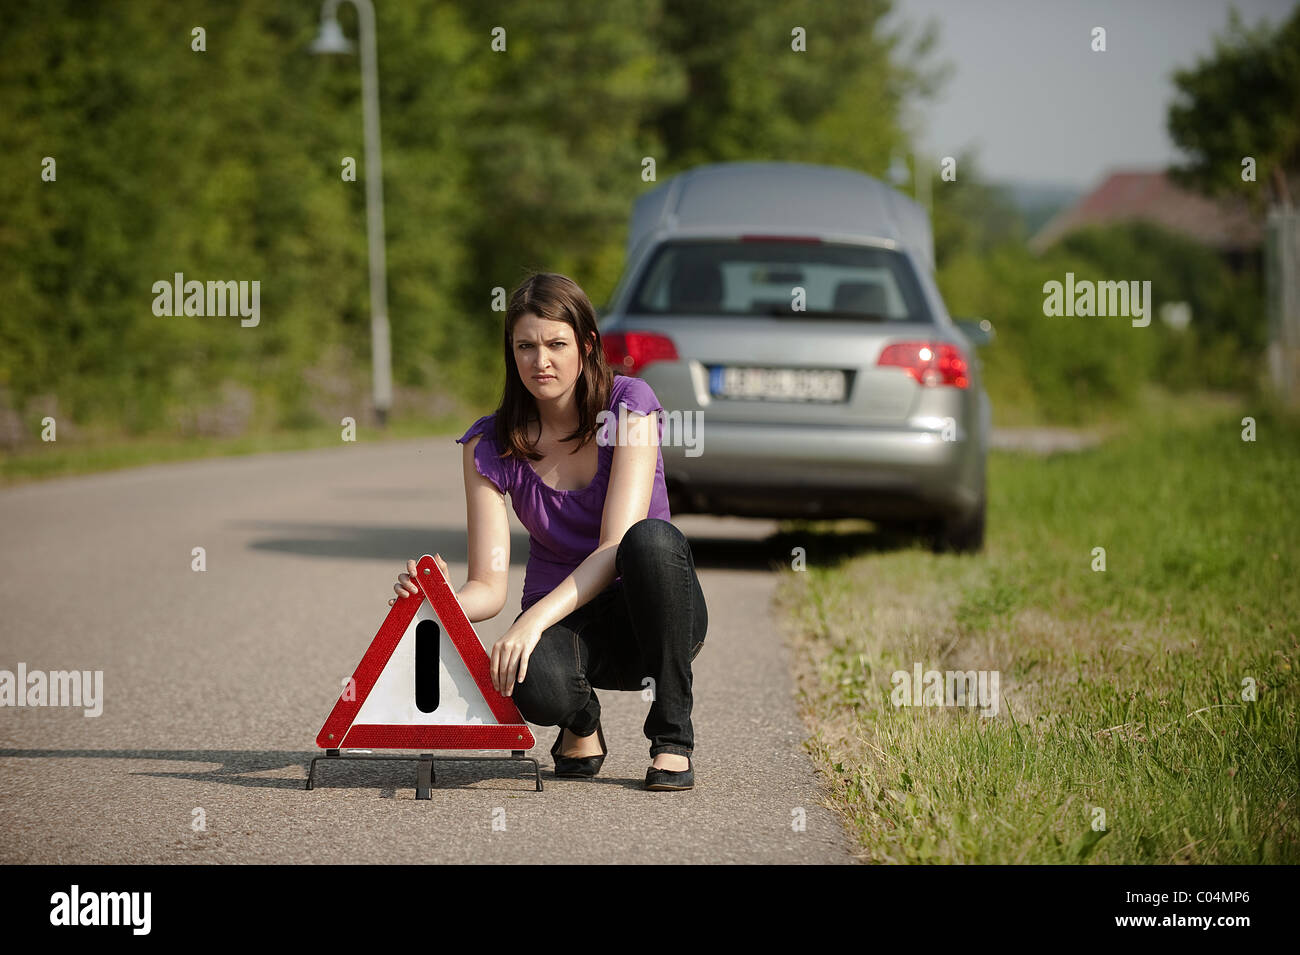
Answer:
[{"left": 882, "top": 0, "right": 1298, "bottom": 190}]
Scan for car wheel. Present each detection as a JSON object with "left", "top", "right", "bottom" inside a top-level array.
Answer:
[{"left": 928, "top": 495, "right": 986, "bottom": 554}]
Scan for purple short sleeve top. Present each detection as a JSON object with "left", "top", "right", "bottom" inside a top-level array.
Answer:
[{"left": 455, "top": 374, "right": 673, "bottom": 614}]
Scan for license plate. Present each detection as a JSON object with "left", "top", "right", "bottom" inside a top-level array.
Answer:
[{"left": 709, "top": 366, "right": 847, "bottom": 402}]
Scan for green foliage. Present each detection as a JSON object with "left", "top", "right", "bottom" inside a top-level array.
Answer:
[
  {"left": 786, "top": 395, "right": 1300, "bottom": 863},
  {"left": 0, "top": 0, "right": 925, "bottom": 440},
  {"left": 652, "top": 0, "right": 940, "bottom": 173},
  {"left": 1059, "top": 221, "right": 1266, "bottom": 393},
  {"left": 938, "top": 242, "right": 1160, "bottom": 425},
  {"left": 0, "top": 0, "right": 1280, "bottom": 446},
  {"left": 1167, "top": 5, "right": 1300, "bottom": 210},
  {"left": 936, "top": 214, "right": 1265, "bottom": 424},
  {"left": 929, "top": 153, "right": 1028, "bottom": 270},
  {"left": 1058, "top": 222, "right": 1265, "bottom": 348},
  {"left": 931, "top": 157, "right": 1162, "bottom": 425}
]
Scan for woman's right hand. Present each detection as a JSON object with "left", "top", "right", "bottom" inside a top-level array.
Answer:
[{"left": 388, "top": 554, "right": 450, "bottom": 606}]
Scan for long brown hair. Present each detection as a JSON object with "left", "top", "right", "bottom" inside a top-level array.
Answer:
[{"left": 492, "top": 272, "right": 614, "bottom": 462}]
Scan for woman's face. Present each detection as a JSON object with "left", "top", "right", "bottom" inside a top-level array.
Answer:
[{"left": 512, "top": 312, "right": 590, "bottom": 404}]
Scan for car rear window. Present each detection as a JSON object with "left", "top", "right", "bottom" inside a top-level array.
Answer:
[{"left": 625, "top": 239, "right": 933, "bottom": 322}]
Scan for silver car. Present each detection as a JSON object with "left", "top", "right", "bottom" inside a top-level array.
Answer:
[{"left": 597, "top": 160, "right": 992, "bottom": 552}]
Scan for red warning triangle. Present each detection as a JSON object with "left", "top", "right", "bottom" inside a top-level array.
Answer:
[{"left": 316, "top": 554, "right": 535, "bottom": 750}]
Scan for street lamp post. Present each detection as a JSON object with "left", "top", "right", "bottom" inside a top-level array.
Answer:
[
  {"left": 888, "top": 151, "right": 931, "bottom": 219},
  {"left": 312, "top": 0, "right": 392, "bottom": 427}
]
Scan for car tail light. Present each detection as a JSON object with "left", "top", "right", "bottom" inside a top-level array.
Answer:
[
  {"left": 603, "top": 331, "right": 679, "bottom": 376},
  {"left": 877, "top": 342, "right": 969, "bottom": 388}
]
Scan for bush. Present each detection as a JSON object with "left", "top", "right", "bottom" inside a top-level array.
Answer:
[{"left": 937, "top": 221, "right": 1265, "bottom": 425}]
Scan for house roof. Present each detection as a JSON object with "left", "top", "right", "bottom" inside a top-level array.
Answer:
[{"left": 1028, "top": 170, "right": 1263, "bottom": 254}]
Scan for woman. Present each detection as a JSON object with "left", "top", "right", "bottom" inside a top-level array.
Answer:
[{"left": 389, "top": 272, "right": 708, "bottom": 791}]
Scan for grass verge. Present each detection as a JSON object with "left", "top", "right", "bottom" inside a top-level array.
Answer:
[
  {"left": 775, "top": 391, "right": 1298, "bottom": 863},
  {"left": 0, "top": 410, "right": 468, "bottom": 488}
]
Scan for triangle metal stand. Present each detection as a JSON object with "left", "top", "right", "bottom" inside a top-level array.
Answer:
[{"left": 306, "top": 748, "right": 542, "bottom": 797}]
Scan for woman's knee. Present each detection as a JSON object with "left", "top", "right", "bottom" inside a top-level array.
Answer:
[
  {"left": 616, "top": 518, "right": 687, "bottom": 569},
  {"left": 509, "top": 630, "right": 584, "bottom": 726},
  {"left": 510, "top": 680, "right": 567, "bottom": 727}
]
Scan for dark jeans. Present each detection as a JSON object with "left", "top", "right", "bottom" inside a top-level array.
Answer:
[{"left": 509, "top": 518, "right": 708, "bottom": 758}]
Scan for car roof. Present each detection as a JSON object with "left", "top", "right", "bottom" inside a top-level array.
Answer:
[{"left": 626, "top": 161, "right": 935, "bottom": 273}]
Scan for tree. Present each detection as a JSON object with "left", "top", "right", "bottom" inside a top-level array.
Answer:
[
  {"left": 652, "top": 0, "right": 945, "bottom": 179},
  {"left": 0, "top": 0, "right": 940, "bottom": 437},
  {"left": 1167, "top": 5, "right": 1300, "bottom": 211}
]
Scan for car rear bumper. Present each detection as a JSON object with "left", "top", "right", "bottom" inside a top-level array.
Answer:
[{"left": 662, "top": 421, "right": 983, "bottom": 520}]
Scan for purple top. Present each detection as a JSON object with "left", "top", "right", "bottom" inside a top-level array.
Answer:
[{"left": 455, "top": 374, "right": 672, "bottom": 614}]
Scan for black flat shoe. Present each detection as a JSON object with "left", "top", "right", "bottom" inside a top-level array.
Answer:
[
  {"left": 645, "top": 756, "right": 693, "bottom": 791},
  {"left": 550, "top": 721, "right": 607, "bottom": 777}
]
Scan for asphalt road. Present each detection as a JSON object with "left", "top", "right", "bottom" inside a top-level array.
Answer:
[{"left": 0, "top": 438, "right": 855, "bottom": 863}]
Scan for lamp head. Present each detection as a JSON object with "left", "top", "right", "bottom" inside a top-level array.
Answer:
[{"left": 310, "top": 16, "right": 353, "bottom": 55}]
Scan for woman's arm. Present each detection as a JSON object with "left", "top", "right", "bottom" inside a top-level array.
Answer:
[
  {"left": 459, "top": 435, "right": 511, "bottom": 623},
  {"left": 516, "top": 410, "right": 659, "bottom": 634}
]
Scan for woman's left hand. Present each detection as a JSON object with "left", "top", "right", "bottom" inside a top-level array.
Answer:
[{"left": 490, "top": 616, "right": 543, "bottom": 697}]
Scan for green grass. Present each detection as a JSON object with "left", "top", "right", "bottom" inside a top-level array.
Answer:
[
  {"left": 776, "top": 391, "right": 1299, "bottom": 863},
  {"left": 0, "top": 410, "right": 468, "bottom": 487}
]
